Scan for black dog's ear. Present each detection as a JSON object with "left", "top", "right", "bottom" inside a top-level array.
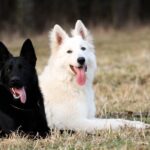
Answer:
[
  {"left": 20, "top": 39, "right": 37, "bottom": 67},
  {"left": 0, "top": 42, "right": 12, "bottom": 68}
]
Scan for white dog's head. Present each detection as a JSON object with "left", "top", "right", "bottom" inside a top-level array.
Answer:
[{"left": 49, "top": 20, "right": 97, "bottom": 86}]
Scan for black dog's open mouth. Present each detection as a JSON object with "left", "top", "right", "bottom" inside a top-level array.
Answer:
[{"left": 10, "top": 87, "right": 26, "bottom": 104}]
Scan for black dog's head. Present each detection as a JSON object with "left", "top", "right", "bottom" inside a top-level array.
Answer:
[{"left": 0, "top": 39, "right": 37, "bottom": 104}]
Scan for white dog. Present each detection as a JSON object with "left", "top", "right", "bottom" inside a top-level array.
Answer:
[{"left": 40, "top": 20, "right": 149, "bottom": 132}]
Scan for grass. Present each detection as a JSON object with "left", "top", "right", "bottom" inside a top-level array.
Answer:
[{"left": 1, "top": 26, "right": 150, "bottom": 149}]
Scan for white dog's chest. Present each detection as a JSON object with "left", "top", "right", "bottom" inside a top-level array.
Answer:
[{"left": 44, "top": 87, "right": 95, "bottom": 128}]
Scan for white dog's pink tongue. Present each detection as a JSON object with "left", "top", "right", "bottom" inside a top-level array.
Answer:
[
  {"left": 11, "top": 87, "right": 26, "bottom": 104},
  {"left": 73, "top": 66, "right": 86, "bottom": 86}
]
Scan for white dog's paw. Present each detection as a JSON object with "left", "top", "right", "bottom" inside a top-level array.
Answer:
[
  {"left": 123, "top": 120, "right": 150, "bottom": 129},
  {"left": 108, "top": 119, "right": 150, "bottom": 130}
]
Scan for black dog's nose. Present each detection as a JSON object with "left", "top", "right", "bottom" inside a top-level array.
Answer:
[
  {"left": 10, "top": 76, "right": 22, "bottom": 87},
  {"left": 77, "top": 57, "right": 85, "bottom": 65}
]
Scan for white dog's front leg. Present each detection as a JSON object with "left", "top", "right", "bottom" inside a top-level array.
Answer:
[{"left": 67, "top": 118, "right": 149, "bottom": 132}]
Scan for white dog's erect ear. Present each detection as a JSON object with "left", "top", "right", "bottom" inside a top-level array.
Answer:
[
  {"left": 49, "top": 24, "right": 68, "bottom": 52},
  {"left": 74, "top": 20, "right": 87, "bottom": 39},
  {"left": 72, "top": 20, "right": 93, "bottom": 43}
]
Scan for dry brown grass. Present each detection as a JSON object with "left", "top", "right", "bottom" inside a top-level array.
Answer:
[{"left": 1, "top": 27, "right": 150, "bottom": 149}]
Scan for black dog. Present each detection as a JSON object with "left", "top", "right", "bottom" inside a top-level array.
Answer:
[{"left": 0, "top": 39, "right": 49, "bottom": 137}]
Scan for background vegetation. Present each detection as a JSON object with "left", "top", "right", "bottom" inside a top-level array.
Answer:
[
  {"left": 1, "top": 0, "right": 150, "bottom": 149},
  {"left": 1, "top": 0, "right": 150, "bottom": 34},
  {"left": 0, "top": 27, "right": 149, "bottom": 149}
]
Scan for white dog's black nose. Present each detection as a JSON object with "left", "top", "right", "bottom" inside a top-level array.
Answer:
[{"left": 77, "top": 57, "right": 85, "bottom": 65}]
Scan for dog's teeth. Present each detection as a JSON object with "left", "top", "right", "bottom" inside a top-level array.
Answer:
[
  {"left": 13, "top": 94, "right": 20, "bottom": 99},
  {"left": 12, "top": 88, "right": 15, "bottom": 94}
]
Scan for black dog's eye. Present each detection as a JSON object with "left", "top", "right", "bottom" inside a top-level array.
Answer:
[
  {"left": 67, "top": 50, "right": 72, "bottom": 54},
  {"left": 81, "top": 47, "right": 86, "bottom": 51},
  {"left": 7, "top": 65, "right": 12, "bottom": 72}
]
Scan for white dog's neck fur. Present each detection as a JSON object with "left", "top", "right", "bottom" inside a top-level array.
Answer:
[{"left": 40, "top": 20, "right": 149, "bottom": 132}]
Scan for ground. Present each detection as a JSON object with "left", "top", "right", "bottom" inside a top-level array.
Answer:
[{"left": 1, "top": 26, "right": 150, "bottom": 149}]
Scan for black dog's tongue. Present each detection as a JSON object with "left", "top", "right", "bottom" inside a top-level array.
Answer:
[{"left": 10, "top": 87, "right": 26, "bottom": 103}]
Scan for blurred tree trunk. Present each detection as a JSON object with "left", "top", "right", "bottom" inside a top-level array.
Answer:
[
  {"left": 139, "top": 0, "right": 150, "bottom": 23},
  {"left": 0, "top": 0, "right": 17, "bottom": 31},
  {"left": 90, "top": 0, "right": 112, "bottom": 26},
  {"left": 16, "top": 0, "right": 34, "bottom": 34},
  {"left": 112, "top": 0, "right": 140, "bottom": 28},
  {"left": 112, "top": 0, "right": 129, "bottom": 28},
  {"left": 128, "top": 0, "right": 140, "bottom": 25},
  {"left": 0, "top": 0, "right": 150, "bottom": 34}
]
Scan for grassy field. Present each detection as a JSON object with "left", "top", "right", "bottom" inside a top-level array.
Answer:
[{"left": 1, "top": 27, "right": 150, "bottom": 149}]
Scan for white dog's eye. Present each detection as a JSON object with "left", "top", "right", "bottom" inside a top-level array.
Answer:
[
  {"left": 81, "top": 47, "right": 86, "bottom": 51},
  {"left": 67, "top": 50, "right": 72, "bottom": 54}
]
